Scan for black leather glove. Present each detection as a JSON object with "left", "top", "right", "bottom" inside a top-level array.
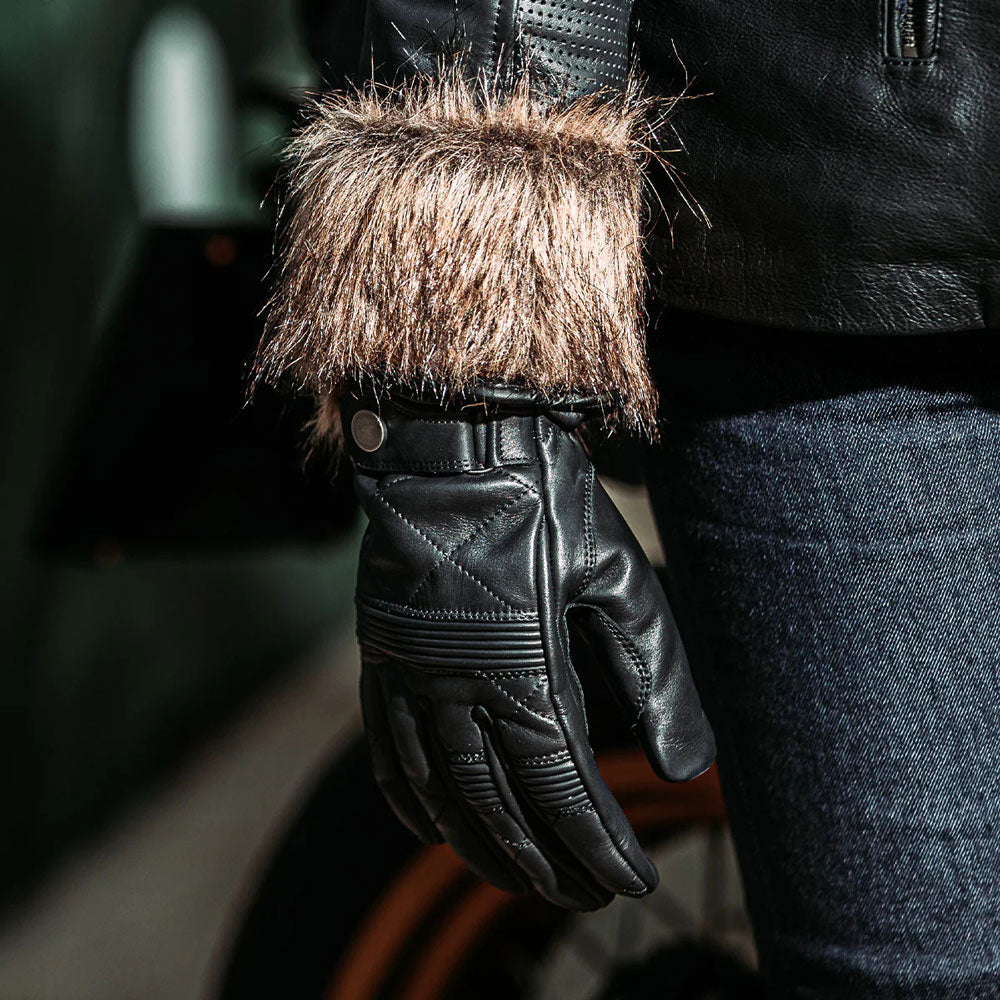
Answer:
[{"left": 343, "top": 390, "right": 716, "bottom": 911}]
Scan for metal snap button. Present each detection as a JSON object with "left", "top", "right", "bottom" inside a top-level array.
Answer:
[{"left": 350, "top": 409, "right": 387, "bottom": 453}]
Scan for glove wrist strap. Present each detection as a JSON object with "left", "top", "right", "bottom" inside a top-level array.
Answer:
[{"left": 341, "top": 394, "right": 542, "bottom": 473}]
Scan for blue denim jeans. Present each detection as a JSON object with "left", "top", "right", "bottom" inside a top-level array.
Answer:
[{"left": 644, "top": 315, "right": 1000, "bottom": 999}]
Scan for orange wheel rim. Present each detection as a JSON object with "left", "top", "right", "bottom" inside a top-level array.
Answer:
[{"left": 326, "top": 752, "right": 724, "bottom": 1000}]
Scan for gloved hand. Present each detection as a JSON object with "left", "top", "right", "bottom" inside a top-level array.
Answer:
[{"left": 342, "top": 388, "right": 716, "bottom": 911}]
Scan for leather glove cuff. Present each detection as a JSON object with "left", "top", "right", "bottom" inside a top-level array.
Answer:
[{"left": 341, "top": 387, "right": 589, "bottom": 474}]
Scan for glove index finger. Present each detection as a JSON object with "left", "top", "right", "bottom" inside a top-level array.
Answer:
[{"left": 495, "top": 711, "right": 659, "bottom": 898}]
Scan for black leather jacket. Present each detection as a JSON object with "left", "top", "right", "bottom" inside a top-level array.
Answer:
[{"left": 359, "top": 0, "right": 1000, "bottom": 334}]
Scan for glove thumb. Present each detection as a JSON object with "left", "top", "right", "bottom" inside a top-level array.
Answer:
[{"left": 571, "top": 483, "right": 716, "bottom": 782}]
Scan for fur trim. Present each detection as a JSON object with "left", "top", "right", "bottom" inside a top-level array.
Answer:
[{"left": 254, "top": 68, "right": 659, "bottom": 436}]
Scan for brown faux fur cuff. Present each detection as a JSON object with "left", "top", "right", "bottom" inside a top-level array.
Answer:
[{"left": 255, "top": 69, "right": 659, "bottom": 437}]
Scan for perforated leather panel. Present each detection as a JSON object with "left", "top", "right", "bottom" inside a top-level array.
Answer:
[
  {"left": 517, "top": 0, "right": 632, "bottom": 95},
  {"left": 363, "top": 0, "right": 634, "bottom": 98}
]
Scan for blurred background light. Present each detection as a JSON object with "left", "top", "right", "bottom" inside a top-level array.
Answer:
[{"left": 129, "top": 7, "right": 249, "bottom": 222}]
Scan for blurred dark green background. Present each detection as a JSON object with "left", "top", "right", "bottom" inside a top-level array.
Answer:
[{"left": 1, "top": 0, "right": 365, "bottom": 908}]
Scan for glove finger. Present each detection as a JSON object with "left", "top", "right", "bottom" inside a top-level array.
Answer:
[
  {"left": 442, "top": 708, "right": 612, "bottom": 911},
  {"left": 360, "top": 663, "right": 442, "bottom": 845},
  {"left": 495, "top": 707, "right": 658, "bottom": 898},
  {"left": 378, "top": 670, "right": 528, "bottom": 893},
  {"left": 577, "top": 481, "right": 716, "bottom": 782}
]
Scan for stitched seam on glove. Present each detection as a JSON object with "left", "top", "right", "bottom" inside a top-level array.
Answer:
[
  {"left": 510, "top": 750, "right": 573, "bottom": 765},
  {"left": 514, "top": 759, "right": 591, "bottom": 815},
  {"left": 397, "top": 666, "right": 548, "bottom": 677},
  {"left": 551, "top": 803, "right": 597, "bottom": 816},
  {"left": 360, "top": 457, "right": 503, "bottom": 472},
  {"left": 361, "top": 597, "right": 538, "bottom": 621},
  {"left": 404, "top": 479, "right": 535, "bottom": 604},
  {"left": 497, "top": 466, "right": 541, "bottom": 497},
  {"left": 577, "top": 603, "right": 653, "bottom": 717},
  {"left": 497, "top": 468, "right": 541, "bottom": 499},
  {"left": 377, "top": 473, "right": 416, "bottom": 489},
  {"left": 370, "top": 491, "right": 528, "bottom": 611},
  {"left": 570, "top": 463, "right": 596, "bottom": 600},
  {"left": 484, "top": 675, "right": 556, "bottom": 726},
  {"left": 498, "top": 836, "right": 532, "bottom": 851}
]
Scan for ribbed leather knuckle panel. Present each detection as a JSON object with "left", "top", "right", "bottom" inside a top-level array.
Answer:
[{"left": 358, "top": 603, "right": 546, "bottom": 670}]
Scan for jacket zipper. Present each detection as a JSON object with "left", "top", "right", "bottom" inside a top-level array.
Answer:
[
  {"left": 885, "top": 0, "right": 938, "bottom": 61},
  {"left": 899, "top": 0, "right": 919, "bottom": 57}
]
